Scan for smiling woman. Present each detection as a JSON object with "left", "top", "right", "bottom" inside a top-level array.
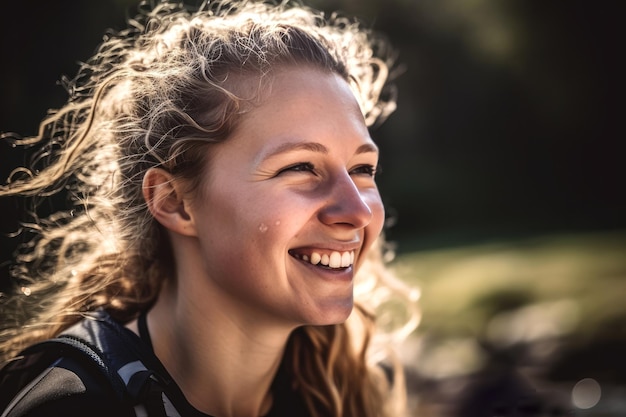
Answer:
[
  {"left": 169, "top": 68, "right": 385, "bottom": 329},
  {"left": 0, "top": 1, "right": 417, "bottom": 416}
]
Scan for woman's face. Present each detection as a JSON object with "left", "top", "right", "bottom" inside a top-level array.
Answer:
[{"left": 186, "top": 67, "right": 385, "bottom": 327}]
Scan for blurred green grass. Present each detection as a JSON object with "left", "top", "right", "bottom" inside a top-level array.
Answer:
[
  {"left": 393, "top": 230, "right": 626, "bottom": 340},
  {"left": 391, "top": 230, "right": 626, "bottom": 415}
]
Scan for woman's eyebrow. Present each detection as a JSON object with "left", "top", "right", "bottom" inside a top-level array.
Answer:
[
  {"left": 261, "top": 141, "right": 329, "bottom": 162},
  {"left": 260, "top": 141, "right": 379, "bottom": 163},
  {"left": 355, "top": 143, "right": 379, "bottom": 155}
]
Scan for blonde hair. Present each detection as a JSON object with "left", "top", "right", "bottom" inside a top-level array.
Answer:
[{"left": 0, "top": 1, "right": 417, "bottom": 416}]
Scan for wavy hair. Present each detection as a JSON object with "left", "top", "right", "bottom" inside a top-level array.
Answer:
[{"left": 0, "top": 1, "right": 418, "bottom": 416}]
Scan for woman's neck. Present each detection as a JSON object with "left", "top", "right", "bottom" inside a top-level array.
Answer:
[{"left": 143, "top": 279, "right": 294, "bottom": 417}]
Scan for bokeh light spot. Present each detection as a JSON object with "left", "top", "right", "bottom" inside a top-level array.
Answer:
[{"left": 572, "top": 378, "right": 601, "bottom": 409}]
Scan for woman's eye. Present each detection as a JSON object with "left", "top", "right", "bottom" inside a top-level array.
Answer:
[
  {"left": 350, "top": 164, "right": 378, "bottom": 177},
  {"left": 277, "top": 162, "right": 316, "bottom": 175}
]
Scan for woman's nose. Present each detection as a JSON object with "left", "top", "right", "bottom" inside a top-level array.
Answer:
[{"left": 317, "top": 173, "right": 374, "bottom": 229}]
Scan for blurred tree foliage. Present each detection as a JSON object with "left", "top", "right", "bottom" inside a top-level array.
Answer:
[{"left": 0, "top": 0, "right": 623, "bottom": 266}]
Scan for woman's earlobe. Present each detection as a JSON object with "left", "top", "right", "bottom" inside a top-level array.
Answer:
[{"left": 142, "top": 168, "right": 196, "bottom": 236}]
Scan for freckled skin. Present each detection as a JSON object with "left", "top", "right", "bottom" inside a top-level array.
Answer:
[{"left": 186, "top": 67, "right": 385, "bottom": 328}]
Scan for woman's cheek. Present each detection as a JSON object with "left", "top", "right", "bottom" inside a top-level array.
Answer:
[
  {"left": 353, "top": 190, "right": 384, "bottom": 268},
  {"left": 366, "top": 189, "right": 385, "bottom": 234}
]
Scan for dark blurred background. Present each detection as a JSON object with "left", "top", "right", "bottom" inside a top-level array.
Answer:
[{"left": 1, "top": 1, "right": 624, "bottom": 416}]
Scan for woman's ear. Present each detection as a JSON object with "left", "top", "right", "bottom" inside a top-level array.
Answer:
[{"left": 142, "top": 168, "right": 197, "bottom": 237}]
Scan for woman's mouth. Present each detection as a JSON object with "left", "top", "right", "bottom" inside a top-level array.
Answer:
[{"left": 289, "top": 249, "right": 355, "bottom": 269}]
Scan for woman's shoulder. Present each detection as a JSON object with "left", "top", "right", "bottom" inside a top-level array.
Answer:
[
  {"left": 1, "top": 310, "right": 210, "bottom": 417},
  {"left": 0, "top": 310, "right": 143, "bottom": 417},
  {"left": 1, "top": 354, "right": 133, "bottom": 417}
]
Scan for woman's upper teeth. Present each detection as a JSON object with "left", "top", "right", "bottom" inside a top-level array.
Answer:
[{"left": 295, "top": 250, "right": 355, "bottom": 268}]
